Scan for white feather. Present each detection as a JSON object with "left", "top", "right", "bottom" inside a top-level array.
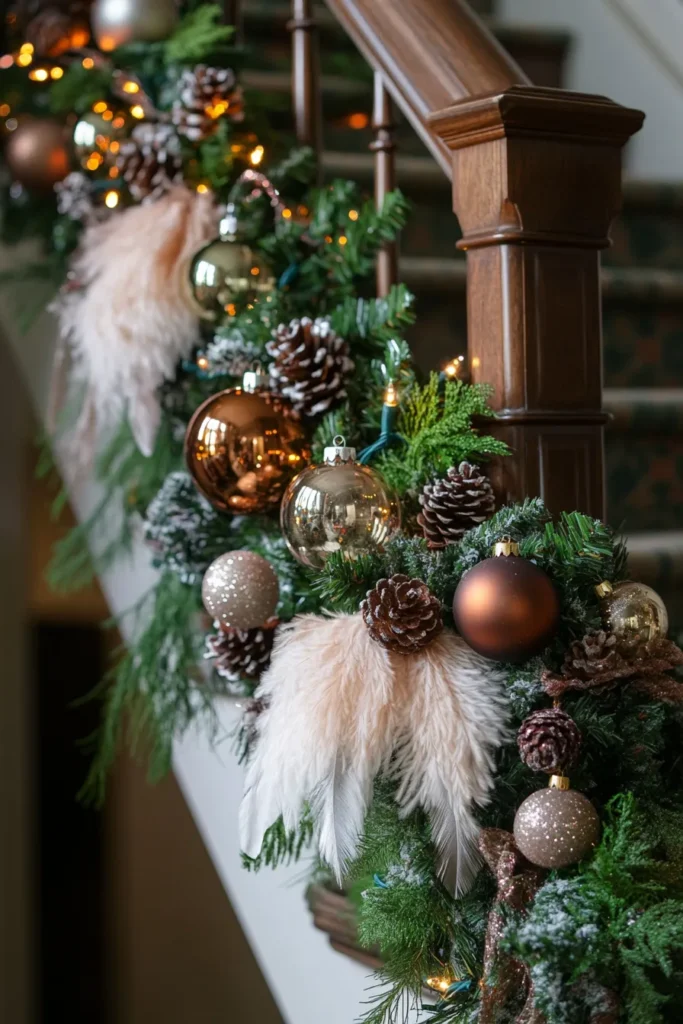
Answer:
[
  {"left": 391, "top": 631, "right": 509, "bottom": 894},
  {"left": 239, "top": 613, "right": 398, "bottom": 881}
]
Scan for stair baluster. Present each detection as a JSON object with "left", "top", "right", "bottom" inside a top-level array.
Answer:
[
  {"left": 370, "top": 72, "right": 398, "bottom": 298},
  {"left": 222, "top": 0, "right": 243, "bottom": 42},
  {"left": 288, "top": 0, "right": 323, "bottom": 169}
]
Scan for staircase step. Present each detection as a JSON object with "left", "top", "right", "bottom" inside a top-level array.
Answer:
[{"left": 626, "top": 534, "right": 683, "bottom": 634}]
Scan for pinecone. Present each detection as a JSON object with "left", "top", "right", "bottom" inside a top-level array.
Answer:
[
  {"left": 171, "top": 64, "right": 244, "bottom": 142},
  {"left": 204, "top": 624, "right": 276, "bottom": 682},
  {"left": 417, "top": 462, "right": 495, "bottom": 550},
  {"left": 361, "top": 574, "right": 442, "bottom": 654},
  {"left": 266, "top": 317, "right": 354, "bottom": 417},
  {"left": 542, "top": 629, "right": 683, "bottom": 702},
  {"left": 517, "top": 707, "right": 582, "bottom": 774},
  {"left": 55, "top": 171, "right": 94, "bottom": 221},
  {"left": 116, "top": 123, "right": 183, "bottom": 203}
]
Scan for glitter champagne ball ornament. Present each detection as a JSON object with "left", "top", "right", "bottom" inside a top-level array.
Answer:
[
  {"left": 5, "top": 119, "right": 70, "bottom": 192},
  {"left": 185, "top": 369, "right": 310, "bottom": 514},
  {"left": 597, "top": 579, "right": 668, "bottom": 643},
  {"left": 92, "top": 0, "right": 178, "bottom": 51},
  {"left": 280, "top": 436, "right": 401, "bottom": 570},
  {"left": 513, "top": 776, "right": 600, "bottom": 869},
  {"left": 202, "top": 551, "right": 279, "bottom": 631},
  {"left": 452, "top": 537, "right": 560, "bottom": 663},
  {"left": 188, "top": 203, "right": 275, "bottom": 322}
]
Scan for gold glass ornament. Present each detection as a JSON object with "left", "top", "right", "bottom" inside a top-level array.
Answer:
[
  {"left": 513, "top": 776, "right": 600, "bottom": 869},
  {"left": 185, "top": 370, "right": 310, "bottom": 514},
  {"left": 598, "top": 579, "right": 668, "bottom": 643},
  {"left": 92, "top": 0, "right": 178, "bottom": 51},
  {"left": 73, "top": 110, "right": 126, "bottom": 162},
  {"left": 202, "top": 551, "right": 279, "bottom": 630},
  {"left": 5, "top": 119, "right": 70, "bottom": 192},
  {"left": 280, "top": 436, "right": 401, "bottom": 570},
  {"left": 188, "top": 205, "right": 275, "bottom": 322}
]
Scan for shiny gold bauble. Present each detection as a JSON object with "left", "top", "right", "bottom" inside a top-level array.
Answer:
[
  {"left": 280, "top": 436, "right": 401, "bottom": 570},
  {"left": 4, "top": 119, "right": 71, "bottom": 192},
  {"left": 202, "top": 551, "right": 279, "bottom": 630},
  {"left": 513, "top": 777, "right": 601, "bottom": 869},
  {"left": 73, "top": 111, "right": 126, "bottom": 162},
  {"left": 599, "top": 579, "right": 668, "bottom": 643},
  {"left": 188, "top": 236, "right": 275, "bottom": 322},
  {"left": 452, "top": 540, "right": 560, "bottom": 663},
  {"left": 92, "top": 0, "right": 179, "bottom": 50},
  {"left": 185, "top": 375, "right": 310, "bottom": 514}
]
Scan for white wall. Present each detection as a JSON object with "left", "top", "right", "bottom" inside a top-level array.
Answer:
[{"left": 499, "top": 0, "right": 683, "bottom": 180}]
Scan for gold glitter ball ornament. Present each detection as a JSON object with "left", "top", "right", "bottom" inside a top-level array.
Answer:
[
  {"left": 280, "top": 436, "right": 401, "bottom": 570},
  {"left": 513, "top": 776, "right": 600, "bottom": 869},
  {"left": 185, "top": 370, "right": 310, "bottom": 514},
  {"left": 598, "top": 579, "right": 668, "bottom": 643},
  {"left": 92, "top": 0, "right": 178, "bottom": 51},
  {"left": 188, "top": 205, "right": 275, "bottom": 322},
  {"left": 202, "top": 551, "right": 279, "bottom": 630}
]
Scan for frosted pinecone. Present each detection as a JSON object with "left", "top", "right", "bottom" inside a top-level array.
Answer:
[
  {"left": 517, "top": 707, "right": 582, "bottom": 774},
  {"left": 417, "top": 462, "right": 495, "bottom": 550},
  {"left": 116, "top": 123, "right": 183, "bottom": 203},
  {"left": 204, "top": 625, "right": 276, "bottom": 682},
  {"left": 171, "top": 64, "right": 244, "bottom": 142},
  {"left": 55, "top": 171, "right": 95, "bottom": 221},
  {"left": 267, "top": 316, "right": 354, "bottom": 416}
]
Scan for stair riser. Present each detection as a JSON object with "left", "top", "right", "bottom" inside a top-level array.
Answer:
[
  {"left": 607, "top": 435, "right": 683, "bottom": 533},
  {"left": 603, "top": 303, "right": 683, "bottom": 389}
]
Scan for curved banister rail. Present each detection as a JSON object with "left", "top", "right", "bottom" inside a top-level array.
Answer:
[{"left": 323, "top": 0, "right": 529, "bottom": 175}]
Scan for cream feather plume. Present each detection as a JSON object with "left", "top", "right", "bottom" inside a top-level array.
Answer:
[
  {"left": 239, "top": 614, "right": 509, "bottom": 891},
  {"left": 391, "top": 630, "right": 509, "bottom": 894},
  {"left": 240, "top": 613, "right": 399, "bottom": 882},
  {"left": 52, "top": 187, "right": 218, "bottom": 459}
]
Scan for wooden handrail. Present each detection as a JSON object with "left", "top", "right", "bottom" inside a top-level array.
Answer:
[
  {"left": 317, "top": 0, "right": 644, "bottom": 520},
  {"left": 323, "top": 0, "right": 528, "bottom": 175}
]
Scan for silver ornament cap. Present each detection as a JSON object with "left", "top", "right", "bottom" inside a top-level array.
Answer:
[
  {"left": 323, "top": 434, "right": 356, "bottom": 465},
  {"left": 513, "top": 778, "right": 600, "bottom": 869},
  {"left": 202, "top": 551, "right": 279, "bottom": 630}
]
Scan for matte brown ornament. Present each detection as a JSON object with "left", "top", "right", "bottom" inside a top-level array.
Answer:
[
  {"left": 452, "top": 539, "right": 560, "bottom": 663},
  {"left": 185, "top": 371, "right": 310, "bottom": 514},
  {"left": 5, "top": 119, "right": 70, "bottom": 192},
  {"left": 513, "top": 776, "right": 600, "bottom": 869},
  {"left": 201, "top": 551, "right": 279, "bottom": 631}
]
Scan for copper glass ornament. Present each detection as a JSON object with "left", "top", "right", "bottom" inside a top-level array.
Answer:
[
  {"left": 452, "top": 538, "right": 560, "bottom": 663},
  {"left": 598, "top": 579, "right": 668, "bottom": 643},
  {"left": 513, "top": 776, "right": 600, "bottom": 869},
  {"left": 202, "top": 551, "right": 279, "bottom": 630},
  {"left": 92, "top": 0, "right": 178, "bottom": 50},
  {"left": 280, "top": 436, "right": 401, "bottom": 570},
  {"left": 188, "top": 205, "right": 275, "bottom": 322},
  {"left": 5, "top": 119, "right": 70, "bottom": 191},
  {"left": 185, "top": 371, "right": 310, "bottom": 514}
]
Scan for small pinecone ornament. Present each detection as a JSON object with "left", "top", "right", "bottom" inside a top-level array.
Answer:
[
  {"left": 204, "top": 624, "right": 276, "bottom": 682},
  {"left": 116, "top": 123, "right": 183, "bottom": 203},
  {"left": 417, "top": 462, "right": 495, "bottom": 550},
  {"left": 361, "top": 575, "right": 442, "bottom": 654},
  {"left": 518, "top": 708, "right": 582, "bottom": 774},
  {"left": 266, "top": 316, "right": 354, "bottom": 417},
  {"left": 171, "top": 64, "right": 244, "bottom": 142},
  {"left": 55, "top": 171, "right": 95, "bottom": 221}
]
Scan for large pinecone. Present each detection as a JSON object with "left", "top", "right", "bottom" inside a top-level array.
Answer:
[
  {"left": 266, "top": 317, "right": 354, "bottom": 417},
  {"left": 417, "top": 462, "right": 495, "bottom": 550},
  {"left": 171, "top": 64, "right": 244, "bottom": 142},
  {"left": 204, "top": 624, "right": 276, "bottom": 682},
  {"left": 116, "top": 123, "right": 183, "bottom": 203},
  {"left": 542, "top": 629, "right": 683, "bottom": 702},
  {"left": 517, "top": 707, "right": 582, "bottom": 774},
  {"left": 361, "top": 575, "right": 442, "bottom": 654}
]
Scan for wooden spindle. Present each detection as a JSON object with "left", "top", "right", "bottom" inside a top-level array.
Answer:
[
  {"left": 222, "top": 0, "right": 243, "bottom": 42},
  {"left": 288, "top": 0, "right": 323, "bottom": 163},
  {"left": 370, "top": 73, "right": 398, "bottom": 297}
]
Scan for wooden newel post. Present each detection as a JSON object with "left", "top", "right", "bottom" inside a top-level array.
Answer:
[
  {"left": 370, "top": 72, "right": 398, "bottom": 297},
  {"left": 430, "top": 86, "right": 643, "bottom": 520},
  {"left": 288, "top": 0, "right": 323, "bottom": 165}
]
